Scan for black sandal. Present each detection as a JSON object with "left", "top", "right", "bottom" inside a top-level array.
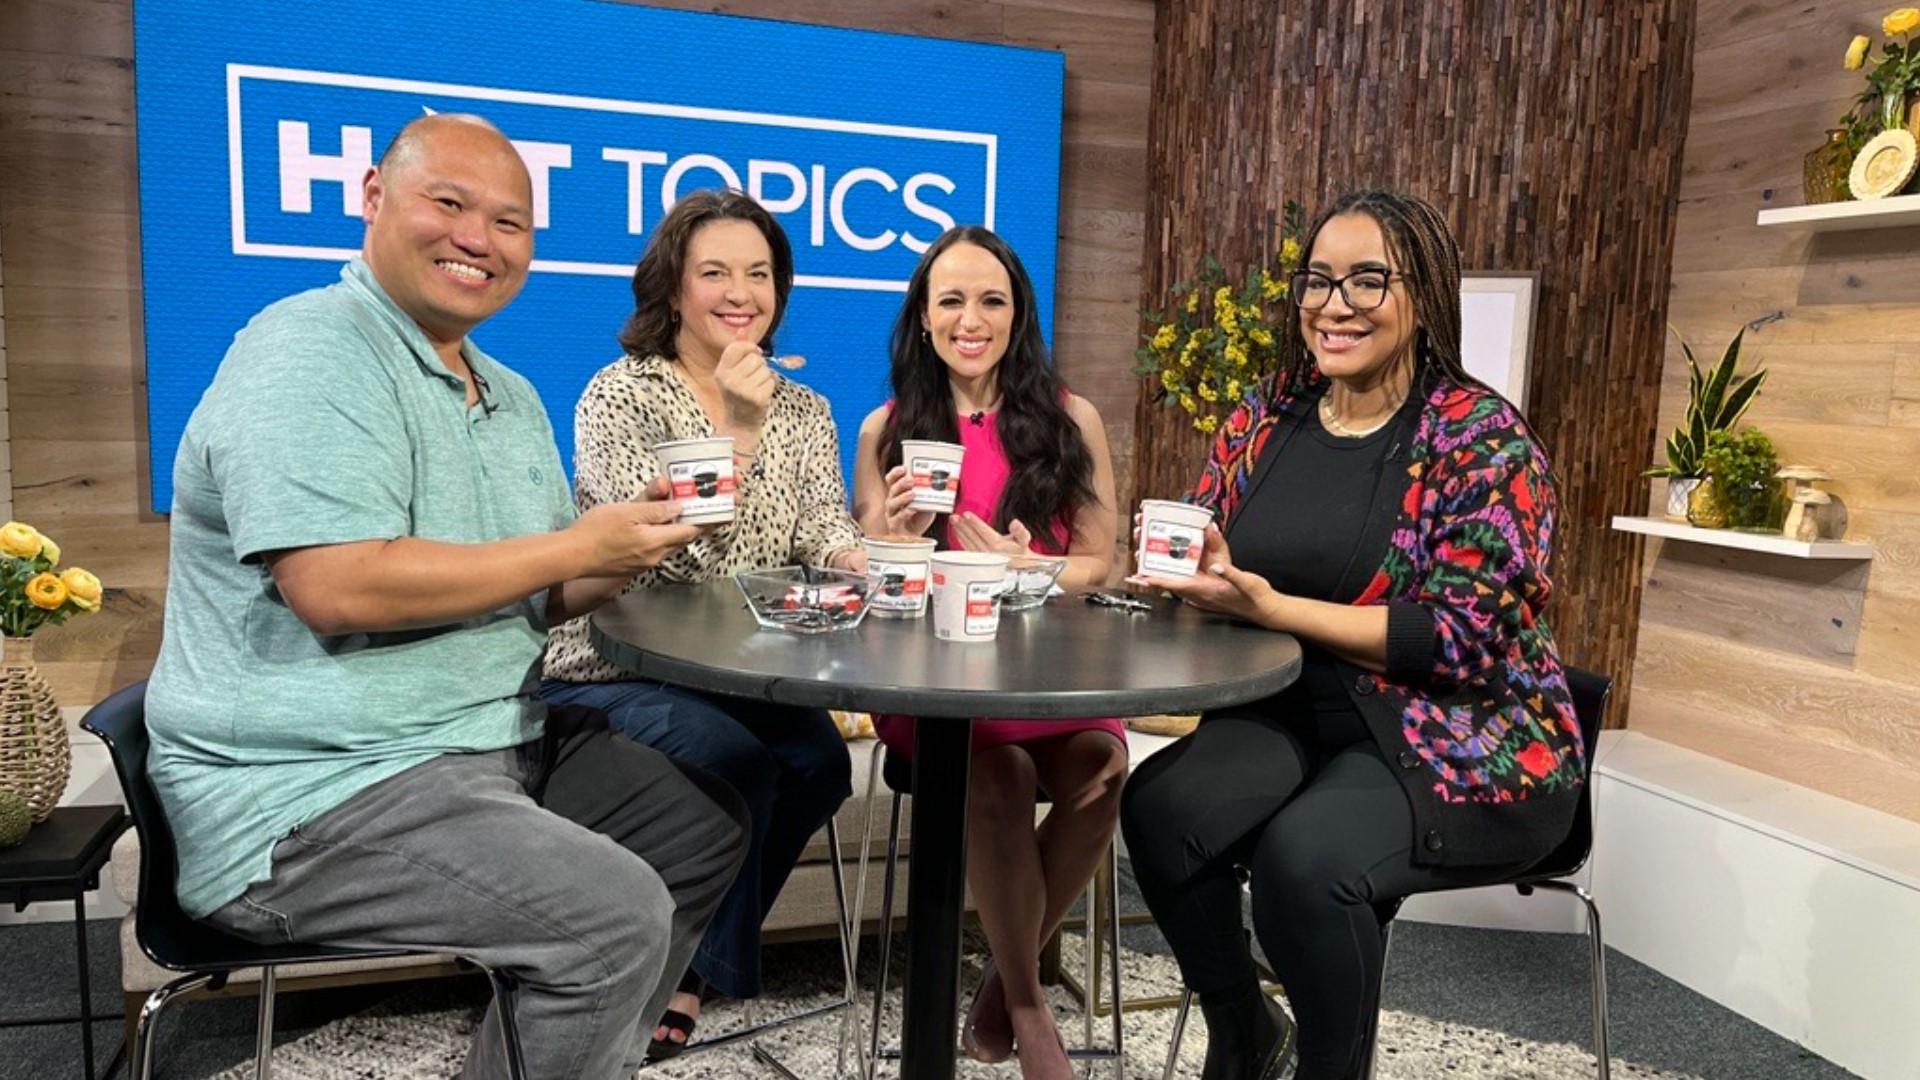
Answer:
[
  {"left": 645, "top": 1007, "right": 697, "bottom": 1063},
  {"left": 645, "top": 970, "right": 706, "bottom": 1063}
]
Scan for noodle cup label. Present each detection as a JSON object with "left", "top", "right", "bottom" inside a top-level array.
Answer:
[
  {"left": 930, "top": 551, "right": 1009, "bottom": 642},
  {"left": 862, "top": 536, "right": 938, "bottom": 617},
  {"left": 901, "top": 439, "right": 965, "bottom": 513},
  {"left": 655, "top": 437, "right": 736, "bottom": 524},
  {"left": 1136, "top": 499, "right": 1213, "bottom": 577}
]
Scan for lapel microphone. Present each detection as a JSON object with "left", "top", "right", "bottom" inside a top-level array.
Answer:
[{"left": 472, "top": 371, "right": 498, "bottom": 417}]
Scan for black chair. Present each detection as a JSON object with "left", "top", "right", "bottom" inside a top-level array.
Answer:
[
  {"left": 1160, "top": 666, "right": 1615, "bottom": 1080},
  {"left": 80, "top": 681, "right": 527, "bottom": 1080},
  {"left": 852, "top": 741, "right": 1125, "bottom": 1080}
]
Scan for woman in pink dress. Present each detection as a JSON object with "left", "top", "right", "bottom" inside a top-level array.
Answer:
[{"left": 852, "top": 226, "right": 1124, "bottom": 1080}]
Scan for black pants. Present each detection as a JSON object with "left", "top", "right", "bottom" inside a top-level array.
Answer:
[{"left": 1120, "top": 706, "right": 1525, "bottom": 1080}]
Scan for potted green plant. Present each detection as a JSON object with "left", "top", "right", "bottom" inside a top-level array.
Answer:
[
  {"left": 1645, "top": 327, "right": 1768, "bottom": 521},
  {"left": 1698, "top": 428, "right": 1784, "bottom": 531}
]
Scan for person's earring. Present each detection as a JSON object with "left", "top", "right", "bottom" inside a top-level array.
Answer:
[
  {"left": 670, "top": 310, "right": 680, "bottom": 325},
  {"left": 921, "top": 328, "right": 931, "bottom": 344}
]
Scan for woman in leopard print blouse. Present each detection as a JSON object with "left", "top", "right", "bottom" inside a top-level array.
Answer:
[{"left": 541, "top": 190, "right": 862, "bottom": 1060}]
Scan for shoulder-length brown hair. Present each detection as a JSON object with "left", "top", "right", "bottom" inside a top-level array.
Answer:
[{"left": 615, "top": 188, "right": 795, "bottom": 358}]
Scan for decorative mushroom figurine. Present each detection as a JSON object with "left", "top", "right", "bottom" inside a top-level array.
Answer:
[
  {"left": 1783, "top": 488, "right": 1831, "bottom": 543},
  {"left": 1775, "top": 465, "right": 1845, "bottom": 541}
]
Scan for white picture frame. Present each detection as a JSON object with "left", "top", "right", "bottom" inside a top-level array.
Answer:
[{"left": 1460, "top": 272, "right": 1539, "bottom": 409}]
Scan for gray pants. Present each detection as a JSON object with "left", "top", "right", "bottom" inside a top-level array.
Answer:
[{"left": 207, "top": 704, "right": 749, "bottom": 1080}]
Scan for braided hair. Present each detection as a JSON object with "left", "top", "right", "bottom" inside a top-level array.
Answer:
[{"left": 1278, "top": 189, "right": 1488, "bottom": 397}]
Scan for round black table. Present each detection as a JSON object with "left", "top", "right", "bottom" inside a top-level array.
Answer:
[{"left": 591, "top": 582, "right": 1302, "bottom": 1080}]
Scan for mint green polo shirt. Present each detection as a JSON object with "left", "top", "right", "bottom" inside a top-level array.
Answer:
[{"left": 146, "top": 259, "right": 577, "bottom": 918}]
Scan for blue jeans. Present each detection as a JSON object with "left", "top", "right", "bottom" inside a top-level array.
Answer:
[{"left": 541, "top": 679, "right": 852, "bottom": 999}]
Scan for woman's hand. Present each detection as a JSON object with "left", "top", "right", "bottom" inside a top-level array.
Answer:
[
  {"left": 713, "top": 327, "right": 777, "bottom": 441},
  {"left": 828, "top": 546, "right": 870, "bottom": 573},
  {"left": 1130, "top": 524, "right": 1284, "bottom": 628},
  {"left": 950, "top": 512, "right": 1033, "bottom": 556},
  {"left": 879, "top": 465, "right": 938, "bottom": 538}
]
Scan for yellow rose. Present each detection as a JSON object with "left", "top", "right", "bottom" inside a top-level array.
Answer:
[
  {"left": 1845, "top": 33, "right": 1871, "bottom": 68},
  {"left": 26, "top": 572, "right": 67, "bottom": 610},
  {"left": 39, "top": 535, "right": 60, "bottom": 567},
  {"left": 0, "top": 522, "right": 43, "bottom": 560},
  {"left": 1884, "top": 8, "right": 1918, "bottom": 36},
  {"left": 1151, "top": 324, "right": 1177, "bottom": 350},
  {"left": 60, "top": 568, "right": 102, "bottom": 612}
]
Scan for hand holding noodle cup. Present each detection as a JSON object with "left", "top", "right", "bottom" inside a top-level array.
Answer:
[
  {"left": 930, "top": 551, "right": 1008, "bottom": 642},
  {"left": 654, "top": 437, "right": 736, "bottom": 525},
  {"left": 901, "top": 439, "right": 965, "bottom": 513},
  {"left": 861, "top": 535, "right": 938, "bottom": 618},
  {"left": 1136, "top": 499, "right": 1213, "bottom": 578}
]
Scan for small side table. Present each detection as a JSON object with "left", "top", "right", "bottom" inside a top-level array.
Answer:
[{"left": 0, "top": 804, "right": 130, "bottom": 1080}]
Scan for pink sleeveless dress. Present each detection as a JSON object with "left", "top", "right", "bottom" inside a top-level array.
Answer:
[{"left": 872, "top": 410, "right": 1127, "bottom": 759}]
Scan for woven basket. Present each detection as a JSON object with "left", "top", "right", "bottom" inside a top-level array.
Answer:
[{"left": 0, "top": 636, "right": 70, "bottom": 823}]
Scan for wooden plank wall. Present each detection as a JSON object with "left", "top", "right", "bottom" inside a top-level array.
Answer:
[
  {"left": 0, "top": 0, "right": 1155, "bottom": 703},
  {"left": 1131, "top": 0, "right": 1699, "bottom": 710},
  {"left": 1632, "top": 1, "right": 1920, "bottom": 822}
]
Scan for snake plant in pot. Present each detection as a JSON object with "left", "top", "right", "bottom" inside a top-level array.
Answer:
[{"left": 1645, "top": 327, "right": 1768, "bottom": 522}]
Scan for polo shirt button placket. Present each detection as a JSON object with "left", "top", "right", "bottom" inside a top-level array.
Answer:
[
  {"left": 1398, "top": 750, "right": 1421, "bottom": 769},
  {"left": 1424, "top": 830, "right": 1444, "bottom": 852}
]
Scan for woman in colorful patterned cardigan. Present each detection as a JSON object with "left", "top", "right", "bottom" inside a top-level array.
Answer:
[{"left": 1120, "top": 190, "right": 1584, "bottom": 1080}]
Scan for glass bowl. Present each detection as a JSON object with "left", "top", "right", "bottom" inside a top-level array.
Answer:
[
  {"left": 999, "top": 554, "right": 1068, "bottom": 611},
  {"left": 735, "top": 566, "right": 876, "bottom": 634}
]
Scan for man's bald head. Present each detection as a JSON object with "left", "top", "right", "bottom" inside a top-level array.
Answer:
[
  {"left": 376, "top": 113, "right": 529, "bottom": 192},
  {"left": 359, "top": 112, "right": 535, "bottom": 350}
]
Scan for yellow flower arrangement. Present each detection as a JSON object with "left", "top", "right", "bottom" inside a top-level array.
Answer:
[
  {"left": 1842, "top": 7, "right": 1920, "bottom": 147},
  {"left": 1, "top": 522, "right": 104, "bottom": 637},
  {"left": 1134, "top": 202, "right": 1305, "bottom": 432}
]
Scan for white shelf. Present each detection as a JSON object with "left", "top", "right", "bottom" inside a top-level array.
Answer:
[
  {"left": 1611, "top": 515, "right": 1873, "bottom": 560},
  {"left": 1755, "top": 193, "right": 1920, "bottom": 232}
]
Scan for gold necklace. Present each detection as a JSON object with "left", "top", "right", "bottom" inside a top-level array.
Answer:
[{"left": 1320, "top": 391, "right": 1402, "bottom": 438}]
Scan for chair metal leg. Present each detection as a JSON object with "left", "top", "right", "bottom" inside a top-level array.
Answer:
[
  {"left": 1161, "top": 988, "right": 1194, "bottom": 1080},
  {"left": 1531, "top": 880, "right": 1611, "bottom": 1080},
  {"left": 847, "top": 746, "right": 885, "bottom": 1080},
  {"left": 482, "top": 967, "right": 528, "bottom": 1080},
  {"left": 866, "top": 790, "right": 905, "bottom": 1079},
  {"left": 1081, "top": 873, "right": 1098, "bottom": 1047},
  {"left": 743, "top": 816, "right": 860, "bottom": 1078},
  {"left": 1105, "top": 843, "right": 1126, "bottom": 1080},
  {"left": 133, "top": 973, "right": 217, "bottom": 1080},
  {"left": 253, "top": 965, "right": 277, "bottom": 1080}
]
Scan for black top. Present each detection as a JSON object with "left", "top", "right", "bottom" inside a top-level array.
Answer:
[
  {"left": 588, "top": 582, "right": 1302, "bottom": 720},
  {"left": 1220, "top": 391, "right": 1420, "bottom": 748}
]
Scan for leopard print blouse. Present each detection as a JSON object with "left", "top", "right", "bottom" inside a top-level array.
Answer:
[{"left": 543, "top": 352, "right": 862, "bottom": 684}]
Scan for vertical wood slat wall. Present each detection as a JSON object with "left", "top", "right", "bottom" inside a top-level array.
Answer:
[
  {"left": 0, "top": 0, "right": 1155, "bottom": 701},
  {"left": 1132, "top": 0, "right": 1699, "bottom": 708},
  {"left": 1631, "top": 1, "right": 1920, "bottom": 823}
]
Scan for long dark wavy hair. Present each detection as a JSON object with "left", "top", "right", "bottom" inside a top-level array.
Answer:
[
  {"left": 878, "top": 226, "right": 1096, "bottom": 551},
  {"left": 616, "top": 188, "right": 795, "bottom": 359},
  {"left": 1277, "top": 189, "right": 1489, "bottom": 398}
]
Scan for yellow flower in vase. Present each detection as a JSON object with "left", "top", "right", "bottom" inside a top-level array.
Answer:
[
  {"left": 26, "top": 573, "right": 68, "bottom": 610},
  {"left": 1847, "top": 34, "right": 1872, "bottom": 68},
  {"left": 60, "top": 568, "right": 103, "bottom": 612},
  {"left": 0, "top": 522, "right": 43, "bottom": 560},
  {"left": 1886, "top": 7, "right": 1919, "bottom": 36}
]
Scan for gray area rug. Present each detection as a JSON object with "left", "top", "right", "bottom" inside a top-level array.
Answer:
[{"left": 209, "top": 933, "right": 1699, "bottom": 1080}]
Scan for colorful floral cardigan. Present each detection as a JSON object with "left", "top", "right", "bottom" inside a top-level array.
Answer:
[{"left": 1191, "top": 371, "right": 1585, "bottom": 868}]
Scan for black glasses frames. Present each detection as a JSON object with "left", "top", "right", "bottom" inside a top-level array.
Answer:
[{"left": 1288, "top": 269, "right": 1407, "bottom": 312}]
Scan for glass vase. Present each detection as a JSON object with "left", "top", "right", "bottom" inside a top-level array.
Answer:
[
  {"left": 0, "top": 636, "right": 69, "bottom": 823},
  {"left": 1803, "top": 129, "right": 1852, "bottom": 204}
]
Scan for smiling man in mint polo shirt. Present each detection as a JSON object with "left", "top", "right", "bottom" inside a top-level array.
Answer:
[{"left": 144, "top": 113, "right": 748, "bottom": 1080}]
